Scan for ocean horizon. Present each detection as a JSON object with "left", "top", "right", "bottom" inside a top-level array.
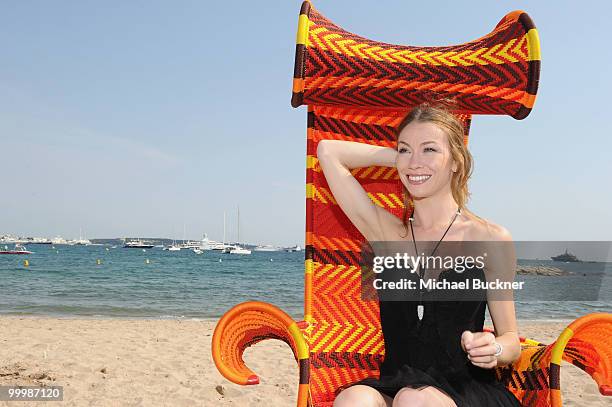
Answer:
[{"left": 1, "top": 244, "right": 610, "bottom": 321}]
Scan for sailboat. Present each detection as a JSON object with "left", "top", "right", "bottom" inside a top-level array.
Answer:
[{"left": 228, "top": 205, "right": 251, "bottom": 255}]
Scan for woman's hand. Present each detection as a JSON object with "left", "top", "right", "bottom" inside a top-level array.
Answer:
[{"left": 461, "top": 330, "right": 500, "bottom": 369}]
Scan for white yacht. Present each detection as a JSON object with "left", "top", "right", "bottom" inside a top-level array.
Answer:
[
  {"left": 51, "top": 236, "right": 69, "bottom": 245},
  {"left": 180, "top": 240, "right": 203, "bottom": 249},
  {"left": 254, "top": 244, "right": 281, "bottom": 252},
  {"left": 163, "top": 240, "right": 181, "bottom": 251},
  {"left": 229, "top": 245, "right": 251, "bottom": 255},
  {"left": 285, "top": 245, "right": 302, "bottom": 252},
  {"left": 197, "top": 233, "right": 225, "bottom": 251},
  {"left": 124, "top": 239, "right": 154, "bottom": 249}
]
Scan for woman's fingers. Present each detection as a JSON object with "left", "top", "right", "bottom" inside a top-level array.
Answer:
[
  {"left": 463, "top": 331, "right": 498, "bottom": 369},
  {"left": 464, "top": 331, "right": 495, "bottom": 350},
  {"left": 460, "top": 330, "right": 474, "bottom": 351},
  {"left": 467, "top": 344, "right": 497, "bottom": 357},
  {"left": 467, "top": 353, "right": 496, "bottom": 364}
]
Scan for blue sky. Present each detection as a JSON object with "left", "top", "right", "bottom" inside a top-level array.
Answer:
[{"left": 1, "top": 1, "right": 610, "bottom": 246}]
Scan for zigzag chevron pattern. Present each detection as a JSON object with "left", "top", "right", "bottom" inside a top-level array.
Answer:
[
  {"left": 309, "top": 157, "right": 400, "bottom": 181},
  {"left": 295, "top": 2, "right": 542, "bottom": 404},
  {"left": 293, "top": 3, "right": 540, "bottom": 119},
  {"left": 308, "top": 183, "right": 403, "bottom": 209}
]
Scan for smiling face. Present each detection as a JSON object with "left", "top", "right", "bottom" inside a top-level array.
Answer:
[{"left": 396, "top": 121, "right": 457, "bottom": 200}]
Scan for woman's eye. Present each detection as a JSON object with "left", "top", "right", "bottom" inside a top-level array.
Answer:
[
  {"left": 424, "top": 147, "right": 437, "bottom": 152},
  {"left": 398, "top": 148, "right": 408, "bottom": 153}
]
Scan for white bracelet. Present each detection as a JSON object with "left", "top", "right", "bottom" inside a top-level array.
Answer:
[{"left": 493, "top": 342, "right": 503, "bottom": 357}]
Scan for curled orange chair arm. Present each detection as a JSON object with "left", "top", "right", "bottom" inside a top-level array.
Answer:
[
  {"left": 549, "top": 313, "right": 612, "bottom": 406},
  {"left": 211, "top": 301, "right": 310, "bottom": 407}
]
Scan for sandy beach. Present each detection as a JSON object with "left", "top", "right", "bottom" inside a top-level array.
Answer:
[{"left": 0, "top": 317, "right": 608, "bottom": 407}]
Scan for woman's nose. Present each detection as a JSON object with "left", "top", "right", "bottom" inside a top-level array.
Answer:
[{"left": 407, "top": 152, "right": 425, "bottom": 169}]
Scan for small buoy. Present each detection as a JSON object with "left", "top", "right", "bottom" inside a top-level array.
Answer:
[
  {"left": 142, "top": 249, "right": 146, "bottom": 252},
  {"left": 105, "top": 247, "right": 109, "bottom": 251},
  {"left": 219, "top": 258, "right": 222, "bottom": 263},
  {"left": 56, "top": 250, "right": 59, "bottom": 254},
  {"left": 23, "top": 259, "right": 29, "bottom": 267},
  {"left": 270, "top": 258, "right": 273, "bottom": 262},
  {"left": 96, "top": 259, "right": 102, "bottom": 265},
  {"left": 145, "top": 259, "right": 150, "bottom": 264}
]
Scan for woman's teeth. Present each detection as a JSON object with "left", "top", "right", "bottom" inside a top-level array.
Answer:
[{"left": 408, "top": 175, "right": 431, "bottom": 184}]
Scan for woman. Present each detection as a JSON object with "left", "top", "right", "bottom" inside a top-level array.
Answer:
[{"left": 317, "top": 103, "right": 522, "bottom": 407}]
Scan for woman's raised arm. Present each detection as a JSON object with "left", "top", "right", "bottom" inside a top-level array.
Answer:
[{"left": 316, "top": 140, "right": 399, "bottom": 242}]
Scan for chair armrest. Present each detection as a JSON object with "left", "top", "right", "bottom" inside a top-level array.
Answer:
[
  {"left": 552, "top": 313, "right": 612, "bottom": 401},
  {"left": 211, "top": 301, "right": 310, "bottom": 407}
]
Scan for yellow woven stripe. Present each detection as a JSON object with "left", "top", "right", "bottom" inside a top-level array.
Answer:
[
  {"left": 376, "top": 192, "right": 397, "bottom": 209},
  {"left": 366, "top": 192, "right": 386, "bottom": 208},
  {"left": 289, "top": 322, "right": 309, "bottom": 359},
  {"left": 306, "top": 183, "right": 315, "bottom": 200},
  {"left": 522, "top": 338, "right": 542, "bottom": 346},
  {"left": 305, "top": 258, "right": 314, "bottom": 274},
  {"left": 307, "top": 155, "right": 318, "bottom": 170},
  {"left": 390, "top": 193, "right": 404, "bottom": 207},
  {"left": 308, "top": 184, "right": 404, "bottom": 209},
  {"left": 296, "top": 14, "right": 309, "bottom": 46},
  {"left": 318, "top": 187, "right": 337, "bottom": 205},
  {"left": 319, "top": 263, "right": 337, "bottom": 277},
  {"left": 551, "top": 327, "right": 574, "bottom": 364},
  {"left": 526, "top": 28, "right": 541, "bottom": 61},
  {"left": 318, "top": 324, "right": 341, "bottom": 352},
  {"left": 361, "top": 329, "right": 384, "bottom": 353},
  {"left": 345, "top": 325, "right": 366, "bottom": 352},
  {"left": 310, "top": 25, "right": 528, "bottom": 66}
]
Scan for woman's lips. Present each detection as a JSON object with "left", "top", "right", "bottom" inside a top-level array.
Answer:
[{"left": 407, "top": 174, "right": 431, "bottom": 185}]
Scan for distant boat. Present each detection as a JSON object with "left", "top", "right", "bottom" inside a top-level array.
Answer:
[
  {"left": 254, "top": 244, "right": 281, "bottom": 252},
  {"left": 284, "top": 245, "right": 302, "bottom": 252},
  {"left": 180, "top": 240, "right": 203, "bottom": 249},
  {"left": 200, "top": 233, "right": 226, "bottom": 251},
  {"left": 551, "top": 249, "right": 581, "bottom": 262},
  {"left": 0, "top": 244, "right": 33, "bottom": 255},
  {"left": 124, "top": 239, "right": 155, "bottom": 249},
  {"left": 51, "top": 236, "right": 69, "bottom": 245},
  {"left": 193, "top": 248, "right": 203, "bottom": 254},
  {"left": 224, "top": 206, "right": 252, "bottom": 255},
  {"left": 163, "top": 240, "right": 181, "bottom": 251},
  {"left": 73, "top": 228, "right": 92, "bottom": 245},
  {"left": 229, "top": 246, "right": 252, "bottom": 255}
]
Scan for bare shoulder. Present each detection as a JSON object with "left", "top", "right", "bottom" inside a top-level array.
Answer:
[{"left": 463, "top": 210, "right": 512, "bottom": 242}]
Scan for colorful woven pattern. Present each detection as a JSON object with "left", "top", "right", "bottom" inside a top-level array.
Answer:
[
  {"left": 212, "top": 2, "right": 611, "bottom": 407},
  {"left": 292, "top": 1, "right": 540, "bottom": 119},
  {"left": 304, "top": 105, "right": 470, "bottom": 406}
]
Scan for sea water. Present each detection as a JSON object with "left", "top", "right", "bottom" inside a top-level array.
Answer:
[{"left": 0, "top": 245, "right": 610, "bottom": 321}]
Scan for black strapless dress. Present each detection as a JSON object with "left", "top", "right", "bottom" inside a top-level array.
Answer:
[{"left": 343, "top": 268, "right": 521, "bottom": 407}]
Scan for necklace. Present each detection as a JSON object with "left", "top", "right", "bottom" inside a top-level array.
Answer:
[{"left": 409, "top": 207, "right": 461, "bottom": 324}]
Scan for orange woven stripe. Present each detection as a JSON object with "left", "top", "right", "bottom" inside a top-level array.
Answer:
[
  {"left": 314, "top": 106, "right": 406, "bottom": 126},
  {"left": 311, "top": 129, "right": 396, "bottom": 147},
  {"left": 305, "top": 77, "right": 535, "bottom": 109}
]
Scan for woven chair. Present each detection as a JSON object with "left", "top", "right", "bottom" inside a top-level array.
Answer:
[{"left": 212, "top": 2, "right": 612, "bottom": 406}]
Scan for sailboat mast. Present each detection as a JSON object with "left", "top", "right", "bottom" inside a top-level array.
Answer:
[
  {"left": 237, "top": 205, "right": 240, "bottom": 244},
  {"left": 223, "top": 211, "right": 226, "bottom": 249}
]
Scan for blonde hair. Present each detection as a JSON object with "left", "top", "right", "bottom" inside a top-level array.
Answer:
[{"left": 397, "top": 102, "right": 473, "bottom": 236}]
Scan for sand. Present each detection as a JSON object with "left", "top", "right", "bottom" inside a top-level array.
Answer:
[{"left": 0, "top": 317, "right": 609, "bottom": 406}]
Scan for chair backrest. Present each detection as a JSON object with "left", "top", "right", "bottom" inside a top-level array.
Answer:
[{"left": 292, "top": 2, "right": 540, "bottom": 404}]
